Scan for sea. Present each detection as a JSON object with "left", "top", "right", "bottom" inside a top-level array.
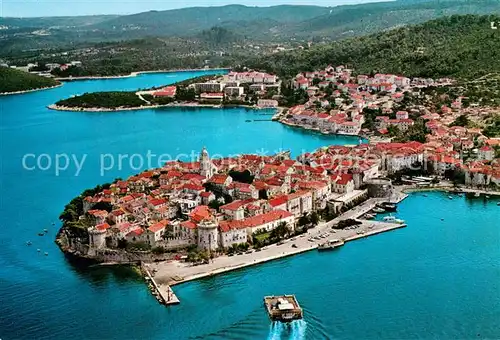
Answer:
[{"left": 0, "top": 70, "right": 499, "bottom": 339}]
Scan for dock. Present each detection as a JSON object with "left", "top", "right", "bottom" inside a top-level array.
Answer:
[
  {"left": 142, "top": 264, "right": 180, "bottom": 305},
  {"left": 149, "top": 215, "right": 408, "bottom": 291}
]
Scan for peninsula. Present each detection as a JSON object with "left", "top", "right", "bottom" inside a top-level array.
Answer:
[
  {"left": 0, "top": 66, "right": 60, "bottom": 95},
  {"left": 49, "top": 70, "right": 283, "bottom": 112},
  {"left": 57, "top": 136, "right": 500, "bottom": 304}
]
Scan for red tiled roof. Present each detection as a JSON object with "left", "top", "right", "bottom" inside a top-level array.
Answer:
[
  {"left": 180, "top": 220, "right": 197, "bottom": 230},
  {"left": 269, "top": 195, "right": 288, "bottom": 207},
  {"left": 208, "top": 174, "right": 229, "bottom": 185},
  {"left": 96, "top": 223, "right": 110, "bottom": 231},
  {"left": 148, "top": 220, "right": 168, "bottom": 233}
]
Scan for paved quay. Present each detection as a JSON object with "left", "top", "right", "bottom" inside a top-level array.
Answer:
[{"left": 146, "top": 197, "right": 408, "bottom": 297}]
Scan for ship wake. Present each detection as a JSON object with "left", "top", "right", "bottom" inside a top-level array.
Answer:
[{"left": 267, "top": 320, "right": 307, "bottom": 340}]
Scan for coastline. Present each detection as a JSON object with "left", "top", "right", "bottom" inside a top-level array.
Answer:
[
  {"left": 54, "top": 68, "right": 230, "bottom": 81},
  {"left": 47, "top": 102, "right": 277, "bottom": 112},
  {"left": 0, "top": 83, "right": 63, "bottom": 96},
  {"left": 278, "top": 118, "right": 364, "bottom": 139},
  {"left": 402, "top": 185, "right": 500, "bottom": 196}
]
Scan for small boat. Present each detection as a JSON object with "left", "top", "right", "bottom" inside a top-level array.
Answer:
[
  {"left": 474, "top": 192, "right": 480, "bottom": 197},
  {"left": 372, "top": 207, "right": 385, "bottom": 213},
  {"left": 52, "top": 222, "right": 55, "bottom": 225},
  {"left": 37, "top": 249, "right": 41, "bottom": 252},
  {"left": 318, "top": 239, "right": 345, "bottom": 251},
  {"left": 364, "top": 214, "right": 375, "bottom": 219},
  {"left": 44, "top": 252, "right": 48, "bottom": 256},
  {"left": 26, "top": 241, "right": 32, "bottom": 246},
  {"left": 441, "top": 218, "right": 444, "bottom": 221},
  {"left": 383, "top": 215, "right": 405, "bottom": 224},
  {"left": 43, "top": 229, "right": 48, "bottom": 233},
  {"left": 38, "top": 232, "right": 45, "bottom": 236},
  {"left": 378, "top": 202, "right": 397, "bottom": 211},
  {"left": 264, "top": 295, "right": 303, "bottom": 322},
  {"left": 448, "top": 196, "right": 453, "bottom": 199},
  {"left": 485, "top": 195, "right": 490, "bottom": 199},
  {"left": 245, "top": 119, "right": 252, "bottom": 122},
  {"left": 423, "top": 194, "right": 428, "bottom": 197},
  {"left": 497, "top": 202, "right": 500, "bottom": 206}
]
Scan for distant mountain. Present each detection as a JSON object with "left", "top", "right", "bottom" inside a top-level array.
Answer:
[
  {"left": 287, "top": 0, "right": 500, "bottom": 39},
  {"left": 87, "top": 1, "right": 500, "bottom": 40},
  {"left": 248, "top": 14, "right": 500, "bottom": 79},
  {"left": 90, "top": 4, "right": 330, "bottom": 37},
  {"left": 2, "top": 1, "right": 500, "bottom": 53},
  {"left": 0, "top": 15, "right": 118, "bottom": 29},
  {"left": 0, "top": 67, "right": 58, "bottom": 93}
]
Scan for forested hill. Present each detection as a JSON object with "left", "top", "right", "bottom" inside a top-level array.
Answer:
[
  {"left": 0, "top": 67, "right": 58, "bottom": 93},
  {"left": 247, "top": 15, "right": 500, "bottom": 80}
]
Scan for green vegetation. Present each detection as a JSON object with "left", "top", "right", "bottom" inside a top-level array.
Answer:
[
  {"left": 248, "top": 15, "right": 500, "bottom": 80},
  {"left": 483, "top": 115, "right": 500, "bottom": 137},
  {"left": 392, "top": 119, "right": 429, "bottom": 143},
  {"left": 53, "top": 74, "right": 220, "bottom": 109},
  {"left": 0, "top": 67, "right": 58, "bottom": 93},
  {"left": 55, "top": 91, "right": 145, "bottom": 109},
  {"left": 451, "top": 114, "right": 470, "bottom": 127}
]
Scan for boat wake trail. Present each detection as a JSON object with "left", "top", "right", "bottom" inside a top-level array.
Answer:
[
  {"left": 289, "top": 320, "right": 307, "bottom": 340},
  {"left": 267, "top": 320, "right": 307, "bottom": 340},
  {"left": 267, "top": 322, "right": 284, "bottom": 340}
]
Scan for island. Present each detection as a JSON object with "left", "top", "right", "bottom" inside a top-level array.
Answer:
[{"left": 0, "top": 66, "right": 60, "bottom": 95}]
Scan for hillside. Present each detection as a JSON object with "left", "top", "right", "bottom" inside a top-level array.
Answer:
[
  {"left": 247, "top": 14, "right": 500, "bottom": 80},
  {"left": 0, "top": 67, "right": 58, "bottom": 93},
  {"left": 2, "top": 1, "right": 500, "bottom": 55},
  {"left": 289, "top": 0, "right": 500, "bottom": 39},
  {"left": 88, "top": 1, "right": 500, "bottom": 40},
  {"left": 90, "top": 5, "right": 329, "bottom": 38}
]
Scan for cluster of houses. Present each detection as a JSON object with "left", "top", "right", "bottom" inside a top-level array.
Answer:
[
  {"left": 282, "top": 65, "right": 453, "bottom": 135},
  {"left": 151, "top": 71, "right": 281, "bottom": 107},
  {"left": 82, "top": 133, "right": 499, "bottom": 255}
]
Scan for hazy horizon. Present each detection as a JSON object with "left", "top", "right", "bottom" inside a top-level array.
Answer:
[{"left": 1, "top": 0, "right": 388, "bottom": 18}]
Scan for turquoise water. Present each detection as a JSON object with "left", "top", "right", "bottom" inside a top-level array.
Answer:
[{"left": 1, "top": 71, "right": 499, "bottom": 339}]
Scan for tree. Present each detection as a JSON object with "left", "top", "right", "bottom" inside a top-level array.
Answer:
[
  {"left": 271, "top": 222, "right": 290, "bottom": 240},
  {"left": 298, "top": 214, "right": 310, "bottom": 227},
  {"left": 451, "top": 114, "right": 469, "bottom": 127},
  {"left": 309, "top": 212, "right": 320, "bottom": 226}
]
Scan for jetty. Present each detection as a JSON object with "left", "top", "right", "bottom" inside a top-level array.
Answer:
[{"left": 142, "top": 264, "right": 180, "bottom": 306}]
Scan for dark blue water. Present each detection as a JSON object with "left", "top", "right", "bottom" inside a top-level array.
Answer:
[{"left": 1, "top": 71, "right": 499, "bottom": 339}]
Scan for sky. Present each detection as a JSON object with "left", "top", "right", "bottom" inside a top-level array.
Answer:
[{"left": 0, "top": 0, "right": 385, "bottom": 17}]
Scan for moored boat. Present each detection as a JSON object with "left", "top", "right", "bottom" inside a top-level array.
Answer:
[
  {"left": 318, "top": 239, "right": 345, "bottom": 251},
  {"left": 372, "top": 207, "right": 385, "bottom": 213},
  {"left": 377, "top": 202, "right": 397, "bottom": 211},
  {"left": 383, "top": 215, "right": 405, "bottom": 224}
]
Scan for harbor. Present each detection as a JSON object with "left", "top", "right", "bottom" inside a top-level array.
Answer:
[{"left": 145, "top": 200, "right": 409, "bottom": 305}]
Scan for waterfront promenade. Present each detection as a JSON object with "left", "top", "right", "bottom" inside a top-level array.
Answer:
[{"left": 147, "top": 196, "right": 409, "bottom": 299}]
